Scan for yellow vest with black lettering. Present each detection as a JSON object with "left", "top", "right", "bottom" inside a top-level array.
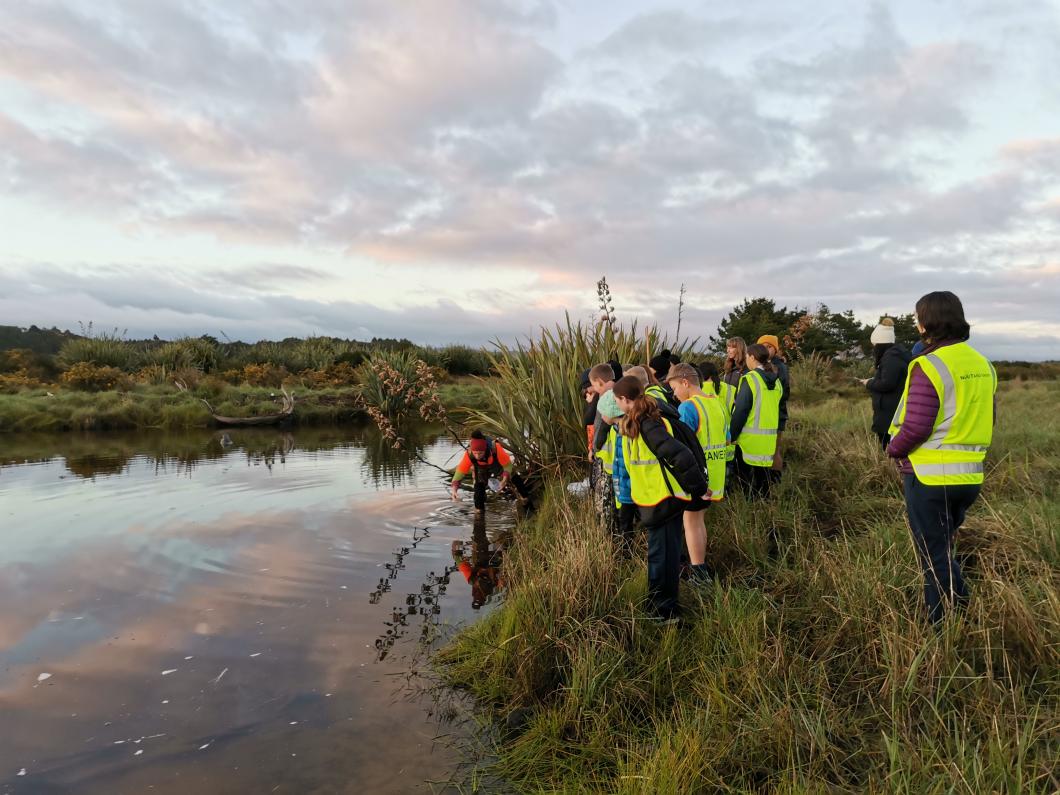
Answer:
[
  {"left": 703, "top": 381, "right": 736, "bottom": 460},
  {"left": 622, "top": 418, "right": 690, "bottom": 507},
  {"left": 595, "top": 426, "right": 615, "bottom": 475},
  {"left": 689, "top": 394, "right": 728, "bottom": 501},
  {"left": 888, "top": 342, "right": 996, "bottom": 485},
  {"left": 735, "top": 370, "right": 781, "bottom": 467}
]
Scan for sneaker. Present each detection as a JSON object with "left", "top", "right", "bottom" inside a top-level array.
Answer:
[{"left": 645, "top": 614, "right": 681, "bottom": 626}]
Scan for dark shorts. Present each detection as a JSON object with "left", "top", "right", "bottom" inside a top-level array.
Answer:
[{"left": 684, "top": 496, "right": 711, "bottom": 512}]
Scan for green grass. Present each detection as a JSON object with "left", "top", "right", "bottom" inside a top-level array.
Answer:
[
  {"left": 440, "top": 380, "right": 1060, "bottom": 793},
  {"left": 0, "top": 380, "right": 492, "bottom": 432}
]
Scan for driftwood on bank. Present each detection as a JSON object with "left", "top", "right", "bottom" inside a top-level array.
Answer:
[{"left": 174, "top": 381, "right": 295, "bottom": 426}]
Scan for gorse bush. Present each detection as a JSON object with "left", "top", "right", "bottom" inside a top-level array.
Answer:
[
  {"left": 441, "top": 382, "right": 1060, "bottom": 793},
  {"left": 462, "top": 316, "right": 696, "bottom": 474},
  {"left": 60, "top": 362, "right": 128, "bottom": 391}
]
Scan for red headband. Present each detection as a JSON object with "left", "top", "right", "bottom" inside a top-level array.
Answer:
[{"left": 469, "top": 438, "right": 488, "bottom": 452}]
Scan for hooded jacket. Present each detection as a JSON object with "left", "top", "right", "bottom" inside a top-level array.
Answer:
[
  {"left": 633, "top": 416, "right": 709, "bottom": 526},
  {"left": 865, "top": 344, "right": 912, "bottom": 435},
  {"left": 729, "top": 367, "right": 781, "bottom": 441}
]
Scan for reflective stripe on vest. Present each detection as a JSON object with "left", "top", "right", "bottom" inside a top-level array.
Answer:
[
  {"left": 689, "top": 394, "right": 728, "bottom": 501},
  {"left": 888, "top": 342, "right": 995, "bottom": 486},
  {"left": 735, "top": 370, "right": 781, "bottom": 467},
  {"left": 622, "top": 418, "right": 690, "bottom": 507},
  {"left": 595, "top": 426, "right": 615, "bottom": 474}
]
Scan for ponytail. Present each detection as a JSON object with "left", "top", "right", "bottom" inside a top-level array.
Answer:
[
  {"left": 613, "top": 375, "right": 659, "bottom": 439},
  {"left": 746, "top": 344, "right": 776, "bottom": 374}
]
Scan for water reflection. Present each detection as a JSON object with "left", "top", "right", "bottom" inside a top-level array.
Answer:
[
  {"left": 0, "top": 425, "right": 517, "bottom": 793},
  {"left": 451, "top": 513, "right": 511, "bottom": 611}
]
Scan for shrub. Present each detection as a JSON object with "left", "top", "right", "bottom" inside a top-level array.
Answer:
[
  {"left": 298, "top": 362, "right": 360, "bottom": 388},
  {"left": 60, "top": 362, "right": 127, "bottom": 391},
  {"left": 0, "top": 372, "right": 46, "bottom": 393},
  {"left": 438, "top": 344, "right": 492, "bottom": 376},
  {"left": 132, "top": 364, "right": 170, "bottom": 385},
  {"left": 59, "top": 333, "right": 143, "bottom": 371},
  {"left": 236, "top": 363, "right": 289, "bottom": 387},
  {"left": 151, "top": 337, "right": 220, "bottom": 373}
]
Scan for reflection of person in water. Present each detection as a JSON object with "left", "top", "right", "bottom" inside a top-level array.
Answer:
[
  {"left": 450, "top": 429, "right": 532, "bottom": 511},
  {"left": 451, "top": 514, "right": 508, "bottom": 609}
]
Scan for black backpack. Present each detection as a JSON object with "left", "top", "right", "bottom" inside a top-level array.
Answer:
[{"left": 668, "top": 416, "right": 707, "bottom": 476}]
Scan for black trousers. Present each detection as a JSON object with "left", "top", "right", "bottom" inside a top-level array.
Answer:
[
  {"left": 731, "top": 447, "right": 772, "bottom": 497},
  {"left": 473, "top": 472, "right": 531, "bottom": 510},
  {"left": 875, "top": 431, "right": 891, "bottom": 451},
  {"left": 903, "top": 474, "right": 980, "bottom": 624},
  {"left": 616, "top": 503, "right": 637, "bottom": 555},
  {"left": 645, "top": 511, "right": 683, "bottom": 618}
]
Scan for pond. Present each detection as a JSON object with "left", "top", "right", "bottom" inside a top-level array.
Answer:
[{"left": 0, "top": 425, "right": 516, "bottom": 793}]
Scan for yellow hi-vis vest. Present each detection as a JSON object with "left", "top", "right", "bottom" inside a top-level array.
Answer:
[
  {"left": 888, "top": 342, "right": 996, "bottom": 485},
  {"left": 622, "top": 418, "right": 691, "bottom": 507},
  {"left": 735, "top": 369, "right": 781, "bottom": 467},
  {"left": 689, "top": 394, "right": 728, "bottom": 501},
  {"left": 595, "top": 426, "right": 615, "bottom": 475},
  {"left": 704, "top": 380, "right": 737, "bottom": 460},
  {"left": 645, "top": 384, "right": 669, "bottom": 403}
]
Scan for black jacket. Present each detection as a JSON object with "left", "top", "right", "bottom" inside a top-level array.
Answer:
[
  {"left": 635, "top": 416, "right": 709, "bottom": 526},
  {"left": 865, "top": 344, "right": 912, "bottom": 434},
  {"left": 729, "top": 367, "right": 782, "bottom": 442},
  {"left": 771, "top": 357, "right": 790, "bottom": 431}
]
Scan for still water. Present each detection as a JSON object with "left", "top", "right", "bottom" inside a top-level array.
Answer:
[{"left": 0, "top": 425, "right": 515, "bottom": 793}]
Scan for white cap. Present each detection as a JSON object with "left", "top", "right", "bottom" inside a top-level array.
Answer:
[{"left": 870, "top": 318, "right": 896, "bottom": 345}]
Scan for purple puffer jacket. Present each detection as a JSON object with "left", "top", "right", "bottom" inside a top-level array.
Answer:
[{"left": 885, "top": 339, "right": 960, "bottom": 474}]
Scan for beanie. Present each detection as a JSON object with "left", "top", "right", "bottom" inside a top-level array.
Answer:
[
  {"left": 870, "top": 318, "right": 896, "bottom": 345},
  {"left": 469, "top": 437, "right": 489, "bottom": 453},
  {"left": 597, "top": 389, "right": 624, "bottom": 420},
  {"left": 756, "top": 334, "right": 780, "bottom": 352}
]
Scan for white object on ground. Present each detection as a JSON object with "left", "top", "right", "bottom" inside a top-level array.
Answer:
[
  {"left": 37, "top": 673, "right": 52, "bottom": 682},
  {"left": 566, "top": 479, "right": 590, "bottom": 497}
]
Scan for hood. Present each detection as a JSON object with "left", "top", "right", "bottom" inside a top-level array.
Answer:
[{"left": 756, "top": 368, "right": 780, "bottom": 389}]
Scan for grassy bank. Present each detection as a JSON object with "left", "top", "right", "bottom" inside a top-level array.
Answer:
[
  {"left": 440, "top": 380, "right": 1060, "bottom": 792},
  {"left": 0, "top": 380, "right": 490, "bottom": 432}
]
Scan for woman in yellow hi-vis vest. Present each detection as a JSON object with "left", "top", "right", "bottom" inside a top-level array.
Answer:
[
  {"left": 887, "top": 291, "right": 996, "bottom": 624},
  {"left": 729, "top": 344, "right": 783, "bottom": 496},
  {"left": 613, "top": 376, "right": 709, "bottom": 624},
  {"left": 665, "top": 363, "right": 729, "bottom": 584}
]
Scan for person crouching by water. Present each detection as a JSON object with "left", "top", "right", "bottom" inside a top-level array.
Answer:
[
  {"left": 887, "top": 291, "right": 996, "bottom": 625},
  {"left": 612, "top": 376, "right": 709, "bottom": 625},
  {"left": 666, "top": 363, "right": 729, "bottom": 583},
  {"left": 729, "top": 344, "right": 782, "bottom": 497},
  {"left": 450, "top": 430, "right": 532, "bottom": 512},
  {"left": 860, "top": 318, "right": 912, "bottom": 450}
]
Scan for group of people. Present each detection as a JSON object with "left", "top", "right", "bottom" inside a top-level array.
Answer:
[
  {"left": 579, "top": 335, "right": 791, "bottom": 623},
  {"left": 452, "top": 290, "right": 997, "bottom": 628}
]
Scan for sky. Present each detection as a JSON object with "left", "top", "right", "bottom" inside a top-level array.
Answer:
[{"left": 1, "top": 0, "right": 1059, "bottom": 359}]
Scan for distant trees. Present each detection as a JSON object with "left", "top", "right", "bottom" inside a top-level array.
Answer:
[{"left": 708, "top": 298, "right": 919, "bottom": 359}]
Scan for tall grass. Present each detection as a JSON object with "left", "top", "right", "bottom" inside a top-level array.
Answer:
[
  {"left": 151, "top": 336, "right": 220, "bottom": 373},
  {"left": 441, "top": 381, "right": 1060, "bottom": 792},
  {"left": 58, "top": 329, "right": 144, "bottom": 371},
  {"left": 462, "top": 316, "right": 696, "bottom": 474}
]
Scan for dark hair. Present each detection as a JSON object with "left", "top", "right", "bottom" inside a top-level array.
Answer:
[
  {"left": 872, "top": 342, "right": 893, "bottom": 367},
  {"left": 915, "top": 291, "right": 970, "bottom": 344},
  {"left": 698, "top": 361, "right": 721, "bottom": 394},
  {"left": 746, "top": 344, "right": 776, "bottom": 373},
  {"left": 613, "top": 375, "right": 660, "bottom": 439},
  {"left": 470, "top": 429, "right": 485, "bottom": 440}
]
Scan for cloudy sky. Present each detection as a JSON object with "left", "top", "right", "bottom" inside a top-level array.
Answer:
[{"left": 2, "top": 1, "right": 1058, "bottom": 358}]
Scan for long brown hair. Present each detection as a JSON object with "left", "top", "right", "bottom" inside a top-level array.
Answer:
[
  {"left": 746, "top": 343, "right": 776, "bottom": 374},
  {"left": 613, "top": 375, "right": 659, "bottom": 439},
  {"left": 724, "top": 337, "right": 747, "bottom": 375}
]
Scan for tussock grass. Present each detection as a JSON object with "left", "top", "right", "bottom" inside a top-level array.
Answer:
[{"left": 441, "top": 381, "right": 1060, "bottom": 793}]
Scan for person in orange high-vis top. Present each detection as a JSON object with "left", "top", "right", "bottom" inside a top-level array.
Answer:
[{"left": 450, "top": 430, "right": 532, "bottom": 512}]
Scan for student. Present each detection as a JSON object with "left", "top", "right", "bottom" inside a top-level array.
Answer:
[
  {"left": 596, "top": 389, "right": 637, "bottom": 555},
  {"left": 587, "top": 363, "right": 618, "bottom": 454},
  {"left": 627, "top": 365, "right": 682, "bottom": 421},
  {"left": 887, "top": 291, "right": 997, "bottom": 624},
  {"left": 860, "top": 318, "right": 912, "bottom": 449},
  {"left": 756, "top": 334, "right": 790, "bottom": 479},
  {"left": 729, "top": 344, "right": 782, "bottom": 496},
  {"left": 699, "top": 360, "right": 736, "bottom": 464},
  {"left": 450, "top": 430, "right": 532, "bottom": 511},
  {"left": 612, "top": 376, "right": 709, "bottom": 624},
  {"left": 665, "top": 363, "right": 729, "bottom": 583},
  {"left": 722, "top": 337, "right": 748, "bottom": 392}
]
